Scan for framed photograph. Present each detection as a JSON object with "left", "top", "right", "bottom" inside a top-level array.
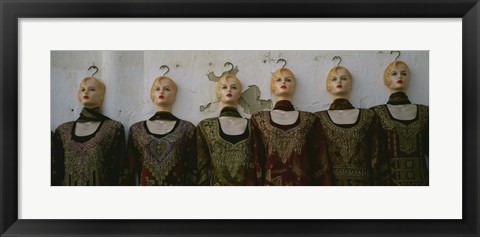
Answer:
[{"left": 1, "top": 0, "right": 478, "bottom": 236}]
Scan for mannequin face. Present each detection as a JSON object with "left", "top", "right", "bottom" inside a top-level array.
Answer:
[
  {"left": 327, "top": 68, "right": 352, "bottom": 98},
  {"left": 218, "top": 76, "right": 242, "bottom": 106},
  {"left": 151, "top": 78, "right": 177, "bottom": 106},
  {"left": 78, "top": 78, "right": 105, "bottom": 109},
  {"left": 272, "top": 69, "right": 296, "bottom": 99},
  {"left": 385, "top": 62, "right": 410, "bottom": 92}
]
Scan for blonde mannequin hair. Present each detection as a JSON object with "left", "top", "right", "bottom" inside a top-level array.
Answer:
[
  {"left": 149, "top": 76, "right": 177, "bottom": 102},
  {"left": 77, "top": 76, "right": 106, "bottom": 104},
  {"left": 270, "top": 67, "right": 296, "bottom": 94},
  {"left": 216, "top": 74, "right": 242, "bottom": 100},
  {"left": 325, "top": 66, "right": 352, "bottom": 92},
  {"left": 383, "top": 60, "right": 410, "bottom": 86}
]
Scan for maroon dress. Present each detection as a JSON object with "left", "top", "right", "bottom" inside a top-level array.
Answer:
[
  {"left": 127, "top": 112, "right": 196, "bottom": 186},
  {"left": 250, "top": 100, "right": 331, "bottom": 186}
]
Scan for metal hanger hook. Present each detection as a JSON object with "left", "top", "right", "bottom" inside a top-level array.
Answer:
[
  {"left": 224, "top": 62, "right": 234, "bottom": 71},
  {"left": 390, "top": 51, "right": 400, "bottom": 61},
  {"left": 276, "top": 59, "right": 287, "bottom": 68},
  {"left": 159, "top": 65, "right": 170, "bottom": 76},
  {"left": 332, "top": 56, "right": 342, "bottom": 67},
  {"left": 88, "top": 63, "right": 99, "bottom": 77}
]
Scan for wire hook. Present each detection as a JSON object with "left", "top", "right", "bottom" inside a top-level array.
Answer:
[
  {"left": 224, "top": 62, "right": 234, "bottom": 71},
  {"left": 88, "top": 63, "right": 99, "bottom": 78},
  {"left": 159, "top": 65, "right": 170, "bottom": 76},
  {"left": 276, "top": 59, "right": 287, "bottom": 68},
  {"left": 332, "top": 56, "right": 342, "bottom": 67},
  {"left": 390, "top": 51, "right": 400, "bottom": 61}
]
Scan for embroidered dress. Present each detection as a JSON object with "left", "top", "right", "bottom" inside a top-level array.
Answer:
[
  {"left": 316, "top": 99, "right": 390, "bottom": 186},
  {"left": 372, "top": 93, "right": 429, "bottom": 186},
  {"left": 196, "top": 107, "right": 255, "bottom": 186},
  {"left": 127, "top": 114, "right": 196, "bottom": 186},
  {"left": 251, "top": 100, "right": 331, "bottom": 186},
  {"left": 52, "top": 108, "right": 127, "bottom": 186}
]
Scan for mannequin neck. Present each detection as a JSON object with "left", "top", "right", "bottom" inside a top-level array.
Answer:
[
  {"left": 389, "top": 89, "right": 406, "bottom": 94},
  {"left": 218, "top": 116, "right": 247, "bottom": 135},
  {"left": 219, "top": 101, "right": 238, "bottom": 109},
  {"left": 155, "top": 104, "right": 173, "bottom": 113},
  {"left": 327, "top": 109, "right": 359, "bottom": 124},
  {"left": 270, "top": 110, "right": 299, "bottom": 125},
  {"left": 386, "top": 104, "right": 417, "bottom": 120},
  {"left": 332, "top": 94, "right": 349, "bottom": 100},
  {"left": 274, "top": 95, "right": 292, "bottom": 102}
]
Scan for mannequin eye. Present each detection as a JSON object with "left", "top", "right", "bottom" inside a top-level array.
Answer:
[
  {"left": 401, "top": 72, "right": 408, "bottom": 76},
  {"left": 285, "top": 78, "right": 291, "bottom": 82},
  {"left": 222, "top": 86, "right": 227, "bottom": 89},
  {"left": 276, "top": 78, "right": 282, "bottom": 82},
  {"left": 341, "top": 77, "right": 347, "bottom": 81},
  {"left": 391, "top": 72, "right": 398, "bottom": 76},
  {"left": 164, "top": 87, "right": 170, "bottom": 91},
  {"left": 155, "top": 87, "right": 160, "bottom": 91},
  {"left": 231, "top": 86, "right": 237, "bottom": 89},
  {"left": 81, "top": 88, "right": 86, "bottom": 92},
  {"left": 332, "top": 78, "right": 337, "bottom": 82}
]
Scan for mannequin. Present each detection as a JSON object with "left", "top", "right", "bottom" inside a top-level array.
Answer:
[
  {"left": 371, "top": 60, "right": 429, "bottom": 186},
  {"left": 250, "top": 66, "right": 331, "bottom": 186},
  {"left": 52, "top": 76, "right": 127, "bottom": 186},
  {"left": 315, "top": 66, "right": 390, "bottom": 185},
  {"left": 126, "top": 75, "right": 196, "bottom": 186},
  {"left": 196, "top": 74, "right": 255, "bottom": 185}
]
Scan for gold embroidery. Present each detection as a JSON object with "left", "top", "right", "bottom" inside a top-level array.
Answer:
[
  {"left": 317, "top": 110, "right": 372, "bottom": 164},
  {"left": 132, "top": 120, "right": 195, "bottom": 185},
  {"left": 390, "top": 157, "right": 428, "bottom": 185},
  {"left": 316, "top": 110, "right": 376, "bottom": 184},
  {"left": 58, "top": 121, "right": 121, "bottom": 186},
  {"left": 198, "top": 119, "right": 251, "bottom": 184},
  {"left": 255, "top": 112, "right": 316, "bottom": 164},
  {"left": 374, "top": 105, "right": 428, "bottom": 154}
]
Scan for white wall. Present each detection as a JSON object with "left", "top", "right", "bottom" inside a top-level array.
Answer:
[{"left": 51, "top": 50, "right": 429, "bottom": 134}]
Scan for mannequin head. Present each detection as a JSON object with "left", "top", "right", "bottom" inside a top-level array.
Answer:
[
  {"left": 150, "top": 76, "right": 177, "bottom": 111},
  {"left": 326, "top": 66, "right": 353, "bottom": 99},
  {"left": 383, "top": 60, "right": 410, "bottom": 93},
  {"left": 77, "top": 77, "right": 106, "bottom": 109},
  {"left": 270, "top": 68, "right": 296, "bottom": 101},
  {"left": 216, "top": 74, "right": 242, "bottom": 108}
]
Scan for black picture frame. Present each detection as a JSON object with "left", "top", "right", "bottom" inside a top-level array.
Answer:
[{"left": 1, "top": 0, "right": 479, "bottom": 236}]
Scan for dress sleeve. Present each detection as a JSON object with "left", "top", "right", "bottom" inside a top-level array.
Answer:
[
  {"left": 370, "top": 114, "right": 392, "bottom": 186},
  {"left": 196, "top": 124, "right": 211, "bottom": 186},
  {"left": 110, "top": 124, "right": 128, "bottom": 186},
  {"left": 309, "top": 117, "right": 332, "bottom": 186},
  {"left": 126, "top": 126, "right": 140, "bottom": 185},
  {"left": 52, "top": 129, "right": 65, "bottom": 186},
  {"left": 184, "top": 125, "right": 197, "bottom": 186},
  {"left": 250, "top": 115, "right": 265, "bottom": 186}
]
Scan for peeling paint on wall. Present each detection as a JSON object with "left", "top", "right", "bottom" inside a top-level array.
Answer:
[
  {"left": 239, "top": 85, "right": 272, "bottom": 114},
  {"left": 206, "top": 65, "right": 239, "bottom": 82}
]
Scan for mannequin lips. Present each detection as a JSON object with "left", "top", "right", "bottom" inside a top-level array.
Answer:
[
  {"left": 159, "top": 95, "right": 165, "bottom": 99},
  {"left": 280, "top": 85, "right": 287, "bottom": 89},
  {"left": 336, "top": 85, "right": 343, "bottom": 88},
  {"left": 397, "top": 80, "right": 403, "bottom": 84},
  {"left": 83, "top": 96, "right": 89, "bottom": 99},
  {"left": 226, "top": 93, "right": 232, "bottom": 97}
]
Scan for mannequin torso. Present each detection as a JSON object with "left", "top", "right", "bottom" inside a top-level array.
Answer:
[
  {"left": 218, "top": 116, "right": 248, "bottom": 135},
  {"left": 386, "top": 104, "right": 417, "bottom": 120},
  {"left": 75, "top": 121, "right": 101, "bottom": 136},
  {"left": 146, "top": 120, "right": 177, "bottom": 135},
  {"left": 327, "top": 109, "right": 359, "bottom": 124},
  {"left": 270, "top": 110, "right": 299, "bottom": 125}
]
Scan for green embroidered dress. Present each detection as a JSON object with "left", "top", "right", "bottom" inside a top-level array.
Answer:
[{"left": 196, "top": 107, "right": 255, "bottom": 186}]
